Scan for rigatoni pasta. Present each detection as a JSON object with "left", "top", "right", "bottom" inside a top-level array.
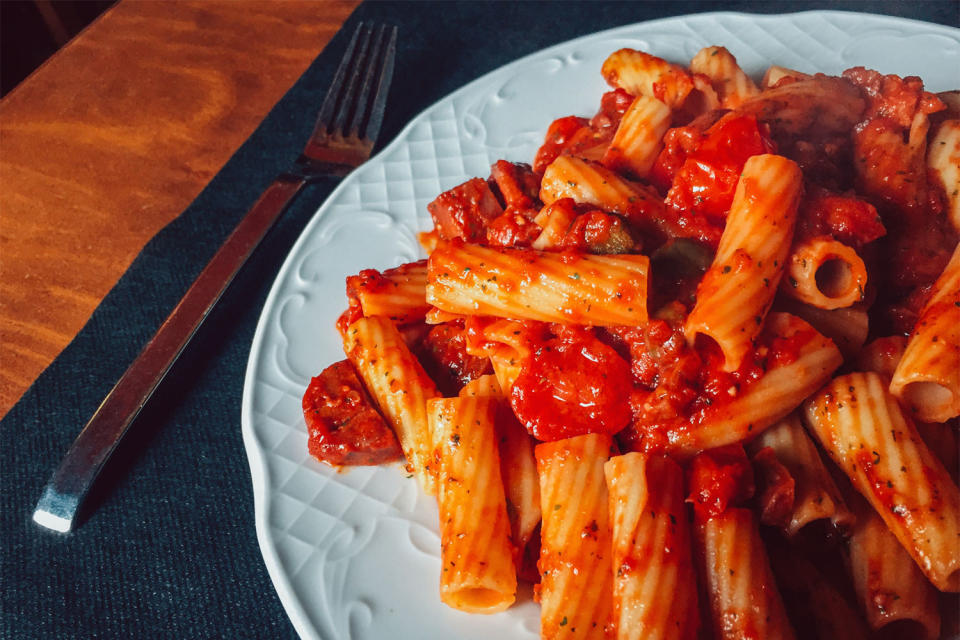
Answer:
[
  {"left": 536, "top": 433, "right": 615, "bottom": 638},
  {"left": 803, "top": 372, "right": 960, "bottom": 591},
  {"left": 604, "top": 453, "right": 698, "bottom": 640},
  {"left": 429, "top": 397, "right": 517, "bottom": 612},
  {"left": 601, "top": 48, "right": 697, "bottom": 109},
  {"left": 929, "top": 120, "right": 960, "bottom": 231},
  {"left": 684, "top": 154, "right": 802, "bottom": 371},
  {"left": 846, "top": 487, "right": 942, "bottom": 639},
  {"left": 746, "top": 413, "right": 854, "bottom": 537},
  {"left": 781, "top": 237, "right": 867, "bottom": 309},
  {"left": 689, "top": 46, "right": 759, "bottom": 108},
  {"left": 602, "top": 95, "right": 672, "bottom": 178},
  {"left": 663, "top": 313, "right": 841, "bottom": 458},
  {"left": 346, "top": 260, "right": 429, "bottom": 323},
  {"left": 890, "top": 243, "right": 960, "bottom": 422},
  {"left": 300, "top": 43, "right": 960, "bottom": 637},
  {"left": 696, "top": 508, "right": 796, "bottom": 640},
  {"left": 342, "top": 316, "right": 440, "bottom": 494},
  {"left": 539, "top": 155, "right": 664, "bottom": 225},
  {"left": 427, "top": 241, "right": 649, "bottom": 326}
]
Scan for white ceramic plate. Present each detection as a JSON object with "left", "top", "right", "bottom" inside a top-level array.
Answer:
[{"left": 241, "top": 11, "right": 960, "bottom": 640}]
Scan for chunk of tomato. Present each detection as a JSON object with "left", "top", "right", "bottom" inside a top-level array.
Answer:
[{"left": 510, "top": 332, "right": 631, "bottom": 441}]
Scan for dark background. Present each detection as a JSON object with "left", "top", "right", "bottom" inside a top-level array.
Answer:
[
  {"left": 2, "top": 1, "right": 958, "bottom": 639},
  {"left": 1, "top": 1, "right": 115, "bottom": 96}
]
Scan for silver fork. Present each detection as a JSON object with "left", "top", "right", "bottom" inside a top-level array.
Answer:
[{"left": 33, "top": 22, "right": 399, "bottom": 533}]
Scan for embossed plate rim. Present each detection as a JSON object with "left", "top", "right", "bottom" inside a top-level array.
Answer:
[{"left": 241, "top": 11, "right": 960, "bottom": 640}]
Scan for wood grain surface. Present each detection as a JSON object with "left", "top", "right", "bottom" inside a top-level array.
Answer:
[{"left": 0, "top": 0, "right": 360, "bottom": 419}]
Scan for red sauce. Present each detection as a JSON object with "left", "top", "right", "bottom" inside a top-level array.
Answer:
[
  {"left": 303, "top": 360, "right": 402, "bottom": 466},
  {"left": 415, "top": 322, "right": 491, "bottom": 395},
  {"left": 650, "top": 124, "right": 704, "bottom": 193},
  {"left": 510, "top": 327, "right": 632, "bottom": 441},
  {"left": 533, "top": 89, "right": 633, "bottom": 175},
  {"left": 665, "top": 114, "right": 777, "bottom": 231},
  {"left": 533, "top": 116, "right": 589, "bottom": 174},
  {"left": 590, "top": 88, "right": 634, "bottom": 131},
  {"left": 489, "top": 160, "right": 541, "bottom": 212},
  {"left": 485, "top": 211, "right": 542, "bottom": 248},
  {"left": 336, "top": 305, "right": 363, "bottom": 338},
  {"left": 795, "top": 187, "right": 886, "bottom": 246},
  {"left": 687, "top": 444, "right": 755, "bottom": 521},
  {"left": 560, "top": 210, "right": 636, "bottom": 254},
  {"left": 618, "top": 319, "right": 813, "bottom": 452},
  {"left": 843, "top": 67, "right": 946, "bottom": 219}
]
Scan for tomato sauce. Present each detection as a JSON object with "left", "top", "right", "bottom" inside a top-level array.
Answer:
[
  {"left": 510, "top": 326, "right": 632, "bottom": 441},
  {"left": 489, "top": 160, "right": 541, "bottom": 213},
  {"left": 794, "top": 187, "right": 886, "bottom": 246},
  {"left": 687, "top": 444, "right": 755, "bottom": 521},
  {"left": 560, "top": 210, "right": 636, "bottom": 254},
  {"left": 415, "top": 321, "right": 492, "bottom": 395},
  {"left": 533, "top": 116, "right": 589, "bottom": 174},
  {"left": 664, "top": 114, "right": 776, "bottom": 239},
  {"left": 649, "top": 124, "right": 704, "bottom": 194},
  {"left": 533, "top": 89, "right": 633, "bottom": 174},
  {"left": 427, "top": 177, "right": 504, "bottom": 241},
  {"left": 617, "top": 318, "right": 812, "bottom": 453},
  {"left": 485, "top": 211, "right": 542, "bottom": 248}
]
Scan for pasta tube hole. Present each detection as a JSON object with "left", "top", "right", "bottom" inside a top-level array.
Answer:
[
  {"left": 814, "top": 257, "right": 855, "bottom": 299},
  {"left": 902, "top": 381, "right": 955, "bottom": 422},
  {"left": 448, "top": 587, "right": 513, "bottom": 614},
  {"left": 875, "top": 619, "right": 938, "bottom": 640}
]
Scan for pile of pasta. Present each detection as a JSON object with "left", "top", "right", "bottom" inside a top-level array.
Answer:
[{"left": 303, "top": 45, "right": 960, "bottom": 639}]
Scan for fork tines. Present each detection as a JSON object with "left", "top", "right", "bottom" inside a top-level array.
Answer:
[{"left": 307, "top": 22, "right": 398, "bottom": 164}]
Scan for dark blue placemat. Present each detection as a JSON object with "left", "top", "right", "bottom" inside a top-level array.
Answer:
[{"left": 2, "top": 1, "right": 957, "bottom": 638}]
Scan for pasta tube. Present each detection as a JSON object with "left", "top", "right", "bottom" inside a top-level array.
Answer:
[
  {"left": 539, "top": 155, "right": 665, "bottom": 229},
  {"left": 846, "top": 488, "right": 941, "bottom": 638},
  {"left": 602, "top": 95, "right": 672, "bottom": 178},
  {"left": 685, "top": 154, "right": 801, "bottom": 371},
  {"left": 664, "top": 313, "right": 841, "bottom": 458},
  {"left": 689, "top": 46, "right": 759, "bottom": 108},
  {"left": 782, "top": 237, "right": 867, "bottom": 309},
  {"left": 429, "top": 397, "right": 516, "bottom": 612},
  {"left": 604, "top": 453, "right": 698, "bottom": 640},
  {"left": 532, "top": 200, "right": 577, "bottom": 250},
  {"left": 765, "top": 535, "right": 870, "bottom": 640},
  {"left": 776, "top": 298, "right": 869, "bottom": 359},
  {"left": 346, "top": 260, "right": 429, "bottom": 323},
  {"left": 746, "top": 414, "right": 853, "bottom": 537},
  {"left": 856, "top": 335, "right": 907, "bottom": 380},
  {"left": 760, "top": 65, "right": 809, "bottom": 89},
  {"left": 696, "top": 507, "right": 796, "bottom": 640},
  {"left": 803, "top": 372, "right": 960, "bottom": 591},
  {"left": 496, "top": 403, "right": 540, "bottom": 562},
  {"left": 928, "top": 119, "right": 959, "bottom": 231},
  {"left": 890, "top": 243, "right": 960, "bottom": 422},
  {"left": 427, "top": 241, "right": 648, "bottom": 326},
  {"left": 459, "top": 376, "right": 542, "bottom": 563},
  {"left": 537, "top": 433, "right": 615, "bottom": 638},
  {"left": 601, "top": 48, "right": 694, "bottom": 109},
  {"left": 343, "top": 316, "right": 440, "bottom": 494},
  {"left": 459, "top": 373, "right": 502, "bottom": 398}
]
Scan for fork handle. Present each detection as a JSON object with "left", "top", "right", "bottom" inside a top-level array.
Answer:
[{"left": 33, "top": 174, "right": 307, "bottom": 533}]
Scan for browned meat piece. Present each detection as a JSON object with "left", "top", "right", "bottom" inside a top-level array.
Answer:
[
  {"left": 489, "top": 160, "right": 541, "bottom": 212},
  {"left": 427, "top": 177, "right": 503, "bottom": 241},
  {"left": 302, "top": 360, "right": 401, "bottom": 466}
]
